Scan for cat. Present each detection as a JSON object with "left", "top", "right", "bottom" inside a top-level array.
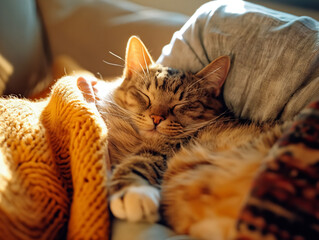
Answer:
[
  {"left": 79, "top": 36, "right": 231, "bottom": 224},
  {"left": 77, "top": 36, "right": 290, "bottom": 239}
]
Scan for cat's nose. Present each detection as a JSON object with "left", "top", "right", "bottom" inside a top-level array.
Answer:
[{"left": 150, "top": 114, "right": 165, "bottom": 125}]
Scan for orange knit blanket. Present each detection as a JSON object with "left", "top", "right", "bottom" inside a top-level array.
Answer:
[{"left": 0, "top": 76, "right": 110, "bottom": 240}]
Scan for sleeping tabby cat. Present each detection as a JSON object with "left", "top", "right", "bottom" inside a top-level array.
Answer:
[{"left": 78, "top": 36, "right": 289, "bottom": 239}]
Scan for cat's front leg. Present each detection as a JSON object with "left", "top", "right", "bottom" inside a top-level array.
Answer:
[
  {"left": 109, "top": 151, "right": 167, "bottom": 223},
  {"left": 110, "top": 184, "right": 160, "bottom": 223}
]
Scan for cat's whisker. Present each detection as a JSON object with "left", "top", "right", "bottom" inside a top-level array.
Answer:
[
  {"left": 187, "top": 76, "right": 206, "bottom": 90},
  {"left": 201, "top": 67, "right": 221, "bottom": 80},
  {"left": 127, "top": 113, "right": 150, "bottom": 124},
  {"left": 138, "top": 62, "right": 147, "bottom": 79},
  {"left": 98, "top": 105, "right": 130, "bottom": 116},
  {"left": 171, "top": 127, "right": 183, "bottom": 131},
  {"left": 109, "top": 51, "right": 125, "bottom": 62},
  {"left": 103, "top": 60, "right": 125, "bottom": 68},
  {"left": 98, "top": 107, "right": 132, "bottom": 120},
  {"left": 97, "top": 72, "right": 103, "bottom": 81},
  {"left": 103, "top": 113, "right": 132, "bottom": 120},
  {"left": 131, "top": 117, "right": 146, "bottom": 124},
  {"left": 173, "top": 100, "right": 193, "bottom": 107},
  {"left": 160, "top": 127, "right": 183, "bottom": 132},
  {"left": 167, "top": 126, "right": 183, "bottom": 130},
  {"left": 158, "top": 130, "right": 183, "bottom": 137},
  {"left": 172, "top": 114, "right": 230, "bottom": 139},
  {"left": 126, "top": 67, "right": 145, "bottom": 79},
  {"left": 63, "top": 67, "right": 68, "bottom": 77},
  {"left": 141, "top": 50, "right": 150, "bottom": 78},
  {"left": 134, "top": 118, "right": 147, "bottom": 124},
  {"left": 98, "top": 100, "right": 139, "bottom": 119},
  {"left": 167, "top": 128, "right": 183, "bottom": 131},
  {"left": 104, "top": 54, "right": 148, "bottom": 81},
  {"left": 137, "top": 61, "right": 151, "bottom": 86},
  {"left": 102, "top": 61, "right": 144, "bottom": 79},
  {"left": 187, "top": 67, "right": 221, "bottom": 89},
  {"left": 103, "top": 109, "right": 148, "bottom": 124}
]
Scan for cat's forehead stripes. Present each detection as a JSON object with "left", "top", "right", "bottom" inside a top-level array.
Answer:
[
  {"left": 133, "top": 66, "right": 200, "bottom": 104},
  {"left": 150, "top": 66, "right": 185, "bottom": 92}
]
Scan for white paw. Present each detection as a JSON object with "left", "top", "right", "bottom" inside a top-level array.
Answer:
[{"left": 110, "top": 185, "right": 160, "bottom": 223}]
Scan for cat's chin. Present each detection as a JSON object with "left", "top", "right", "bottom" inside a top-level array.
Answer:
[{"left": 140, "top": 129, "right": 163, "bottom": 139}]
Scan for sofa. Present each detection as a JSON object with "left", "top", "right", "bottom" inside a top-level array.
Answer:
[
  {"left": 0, "top": 0, "right": 190, "bottom": 97},
  {"left": 0, "top": 0, "right": 318, "bottom": 240}
]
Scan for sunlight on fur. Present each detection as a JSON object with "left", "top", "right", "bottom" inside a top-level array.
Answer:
[
  {"left": 0, "top": 151, "right": 11, "bottom": 193},
  {"left": 69, "top": 36, "right": 290, "bottom": 239}
]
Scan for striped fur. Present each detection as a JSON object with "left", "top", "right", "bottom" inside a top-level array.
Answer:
[
  {"left": 97, "top": 36, "right": 289, "bottom": 239},
  {"left": 96, "top": 36, "right": 233, "bottom": 223}
]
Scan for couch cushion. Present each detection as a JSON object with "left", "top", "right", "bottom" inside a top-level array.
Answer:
[
  {"left": 37, "top": 0, "right": 188, "bottom": 79},
  {"left": 157, "top": 0, "right": 319, "bottom": 122},
  {"left": 0, "top": 0, "right": 49, "bottom": 96}
]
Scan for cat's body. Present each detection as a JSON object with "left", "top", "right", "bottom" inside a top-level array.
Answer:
[
  {"left": 78, "top": 36, "right": 290, "bottom": 239},
  {"left": 96, "top": 57, "right": 228, "bottom": 222},
  {"left": 162, "top": 119, "right": 289, "bottom": 239}
]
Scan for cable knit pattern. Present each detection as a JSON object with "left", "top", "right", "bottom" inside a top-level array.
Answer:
[{"left": 0, "top": 76, "right": 110, "bottom": 240}]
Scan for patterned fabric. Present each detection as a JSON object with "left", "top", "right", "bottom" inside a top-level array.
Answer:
[
  {"left": 0, "top": 77, "right": 110, "bottom": 240},
  {"left": 236, "top": 101, "right": 319, "bottom": 240}
]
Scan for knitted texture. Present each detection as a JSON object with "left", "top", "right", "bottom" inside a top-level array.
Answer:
[{"left": 0, "top": 76, "right": 110, "bottom": 240}]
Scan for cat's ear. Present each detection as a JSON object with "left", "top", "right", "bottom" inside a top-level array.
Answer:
[
  {"left": 124, "top": 36, "right": 154, "bottom": 78},
  {"left": 195, "top": 56, "right": 231, "bottom": 97}
]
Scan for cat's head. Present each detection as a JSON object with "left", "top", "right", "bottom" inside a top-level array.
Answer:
[{"left": 114, "top": 36, "right": 230, "bottom": 139}]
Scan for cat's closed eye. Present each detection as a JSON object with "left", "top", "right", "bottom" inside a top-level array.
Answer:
[
  {"left": 126, "top": 87, "right": 150, "bottom": 111},
  {"left": 173, "top": 101, "right": 204, "bottom": 115}
]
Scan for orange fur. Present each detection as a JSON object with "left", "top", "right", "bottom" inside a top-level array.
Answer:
[{"left": 162, "top": 122, "right": 288, "bottom": 239}]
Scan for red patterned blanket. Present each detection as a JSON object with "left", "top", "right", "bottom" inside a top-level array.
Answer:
[{"left": 237, "top": 101, "right": 319, "bottom": 240}]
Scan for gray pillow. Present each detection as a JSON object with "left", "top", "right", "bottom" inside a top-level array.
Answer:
[{"left": 157, "top": 0, "right": 319, "bottom": 122}]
